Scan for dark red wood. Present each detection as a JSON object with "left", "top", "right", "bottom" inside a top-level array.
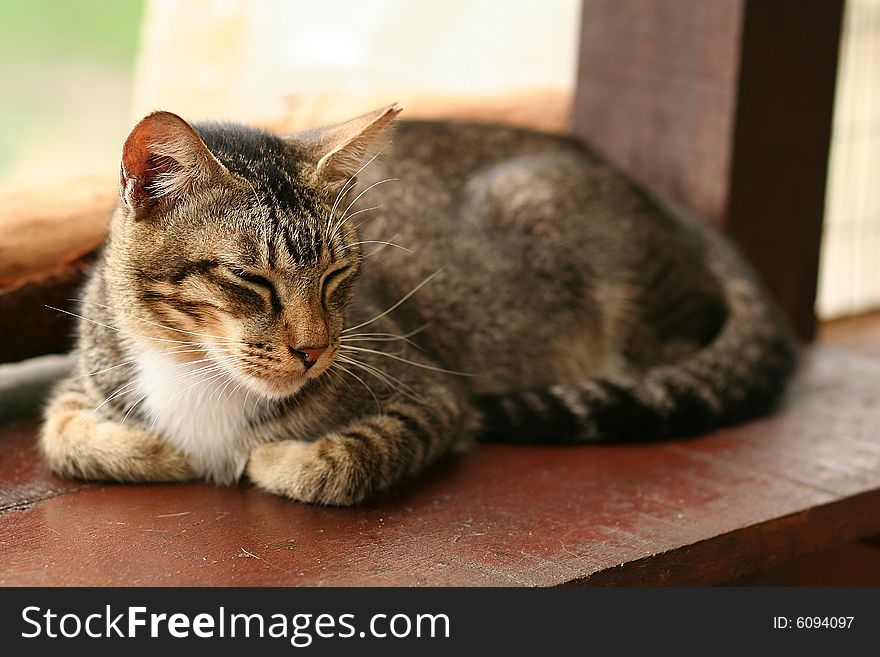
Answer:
[
  {"left": 572, "top": 0, "right": 843, "bottom": 339},
  {"left": 0, "top": 254, "right": 95, "bottom": 363},
  {"left": 2, "top": 346, "right": 880, "bottom": 586},
  {"left": 0, "top": 420, "right": 91, "bottom": 514},
  {"left": 573, "top": 490, "right": 880, "bottom": 586},
  {"left": 732, "top": 541, "right": 880, "bottom": 586}
]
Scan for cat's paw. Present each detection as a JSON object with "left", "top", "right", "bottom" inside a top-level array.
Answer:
[
  {"left": 246, "top": 438, "right": 369, "bottom": 506},
  {"left": 41, "top": 403, "right": 196, "bottom": 483}
]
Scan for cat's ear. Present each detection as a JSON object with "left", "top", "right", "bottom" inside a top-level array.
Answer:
[
  {"left": 120, "top": 111, "right": 228, "bottom": 217},
  {"left": 295, "top": 103, "right": 403, "bottom": 184}
]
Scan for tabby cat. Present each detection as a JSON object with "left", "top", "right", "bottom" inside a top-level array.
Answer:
[{"left": 40, "top": 104, "right": 797, "bottom": 505}]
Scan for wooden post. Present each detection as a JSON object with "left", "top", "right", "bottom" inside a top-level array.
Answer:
[{"left": 572, "top": 0, "right": 843, "bottom": 339}]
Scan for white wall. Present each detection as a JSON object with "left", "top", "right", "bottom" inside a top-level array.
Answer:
[{"left": 818, "top": 0, "right": 880, "bottom": 318}]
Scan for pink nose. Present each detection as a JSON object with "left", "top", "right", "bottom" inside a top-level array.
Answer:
[{"left": 289, "top": 345, "right": 327, "bottom": 369}]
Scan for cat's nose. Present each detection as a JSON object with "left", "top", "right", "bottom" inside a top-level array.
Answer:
[{"left": 289, "top": 345, "right": 327, "bottom": 369}]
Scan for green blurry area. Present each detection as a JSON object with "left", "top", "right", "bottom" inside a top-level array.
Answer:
[{"left": 0, "top": 0, "right": 144, "bottom": 182}]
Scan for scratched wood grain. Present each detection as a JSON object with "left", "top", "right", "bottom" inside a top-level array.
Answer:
[
  {"left": 0, "top": 419, "right": 91, "bottom": 514},
  {"left": 1, "top": 346, "right": 880, "bottom": 585}
]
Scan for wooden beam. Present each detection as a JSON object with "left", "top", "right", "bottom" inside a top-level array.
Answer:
[
  {"left": 0, "top": 175, "right": 114, "bottom": 286},
  {"left": 572, "top": 0, "right": 843, "bottom": 339},
  {"left": 0, "top": 175, "right": 113, "bottom": 363}
]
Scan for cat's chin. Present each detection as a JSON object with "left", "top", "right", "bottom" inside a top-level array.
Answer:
[{"left": 240, "top": 372, "right": 308, "bottom": 400}]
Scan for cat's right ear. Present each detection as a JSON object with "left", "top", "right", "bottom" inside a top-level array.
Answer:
[
  {"left": 120, "top": 111, "right": 227, "bottom": 219},
  {"left": 292, "top": 103, "right": 403, "bottom": 185}
]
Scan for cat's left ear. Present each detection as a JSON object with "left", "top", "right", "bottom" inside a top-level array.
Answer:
[
  {"left": 292, "top": 103, "right": 403, "bottom": 184},
  {"left": 120, "top": 111, "right": 229, "bottom": 218}
]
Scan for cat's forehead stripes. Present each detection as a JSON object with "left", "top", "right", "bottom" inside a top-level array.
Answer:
[
  {"left": 249, "top": 189, "right": 323, "bottom": 269},
  {"left": 195, "top": 124, "right": 329, "bottom": 268}
]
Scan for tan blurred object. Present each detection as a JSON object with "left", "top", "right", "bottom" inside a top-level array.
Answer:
[
  {"left": 272, "top": 89, "right": 571, "bottom": 134},
  {"left": 0, "top": 174, "right": 115, "bottom": 362},
  {"left": 0, "top": 174, "right": 116, "bottom": 286}
]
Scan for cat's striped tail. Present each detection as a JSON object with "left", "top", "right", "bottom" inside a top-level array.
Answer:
[{"left": 476, "top": 231, "right": 799, "bottom": 443}]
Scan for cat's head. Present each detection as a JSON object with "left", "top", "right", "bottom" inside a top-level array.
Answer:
[{"left": 106, "top": 104, "right": 402, "bottom": 399}]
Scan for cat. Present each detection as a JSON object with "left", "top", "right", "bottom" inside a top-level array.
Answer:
[{"left": 40, "top": 104, "right": 797, "bottom": 505}]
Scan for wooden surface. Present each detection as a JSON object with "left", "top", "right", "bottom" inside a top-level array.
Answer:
[
  {"left": 572, "top": 0, "right": 843, "bottom": 339},
  {"left": 0, "top": 174, "right": 114, "bottom": 285},
  {"left": 732, "top": 541, "right": 880, "bottom": 585},
  {"left": 2, "top": 346, "right": 880, "bottom": 586}
]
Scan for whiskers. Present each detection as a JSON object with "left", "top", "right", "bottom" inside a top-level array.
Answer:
[
  {"left": 48, "top": 302, "right": 268, "bottom": 430},
  {"left": 322, "top": 268, "right": 474, "bottom": 406},
  {"left": 323, "top": 140, "right": 410, "bottom": 260},
  {"left": 338, "top": 343, "right": 472, "bottom": 377},
  {"left": 331, "top": 337, "right": 471, "bottom": 407},
  {"left": 341, "top": 234, "right": 412, "bottom": 258},
  {"left": 48, "top": 303, "right": 246, "bottom": 350},
  {"left": 90, "top": 348, "right": 264, "bottom": 428},
  {"left": 340, "top": 324, "right": 427, "bottom": 350},
  {"left": 342, "top": 269, "right": 443, "bottom": 334},
  {"left": 329, "top": 358, "right": 384, "bottom": 411},
  {"left": 326, "top": 178, "right": 399, "bottom": 255}
]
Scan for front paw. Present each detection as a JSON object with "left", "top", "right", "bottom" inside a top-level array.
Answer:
[
  {"left": 41, "top": 400, "right": 196, "bottom": 483},
  {"left": 246, "top": 438, "right": 369, "bottom": 506}
]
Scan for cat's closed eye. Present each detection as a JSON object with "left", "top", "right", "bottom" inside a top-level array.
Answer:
[
  {"left": 227, "top": 267, "right": 273, "bottom": 290},
  {"left": 226, "top": 266, "right": 282, "bottom": 311},
  {"left": 322, "top": 264, "right": 353, "bottom": 299}
]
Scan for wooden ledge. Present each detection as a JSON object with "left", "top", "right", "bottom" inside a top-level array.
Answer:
[{"left": 1, "top": 346, "right": 880, "bottom": 586}]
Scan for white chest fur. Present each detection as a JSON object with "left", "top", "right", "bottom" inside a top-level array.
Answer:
[{"left": 135, "top": 352, "right": 256, "bottom": 484}]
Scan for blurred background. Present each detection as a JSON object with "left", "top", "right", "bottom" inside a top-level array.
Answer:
[
  {"left": 0, "top": 0, "right": 579, "bottom": 180},
  {"left": 0, "top": 0, "right": 143, "bottom": 183},
  {"left": 0, "top": 0, "right": 876, "bottom": 324}
]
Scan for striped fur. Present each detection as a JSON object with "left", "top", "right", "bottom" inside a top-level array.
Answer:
[
  {"left": 41, "top": 107, "right": 797, "bottom": 506},
  {"left": 477, "top": 224, "right": 798, "bottom": 443}
]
